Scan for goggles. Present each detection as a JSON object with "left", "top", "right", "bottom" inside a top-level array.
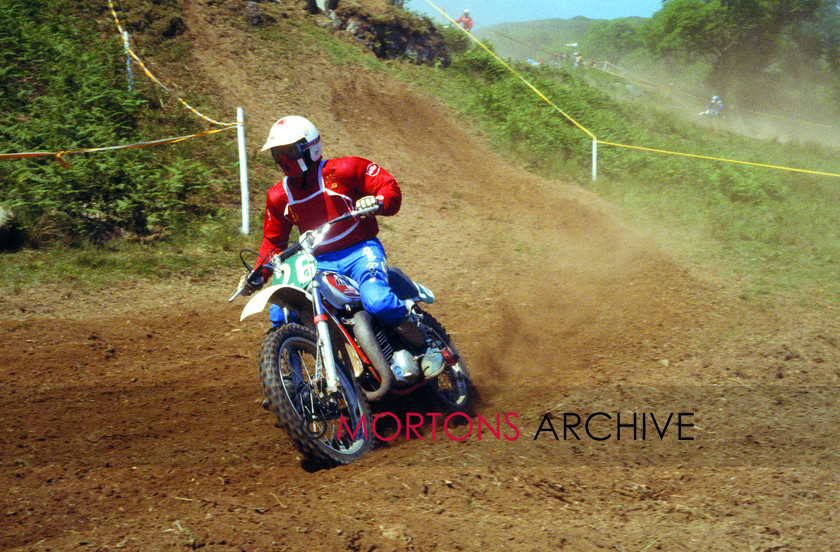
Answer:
[{"left": 270, "top": 142, "right": 304, "bottom": 162}]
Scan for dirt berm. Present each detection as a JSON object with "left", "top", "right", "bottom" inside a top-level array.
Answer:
[{"left": 1, "top": 1, "right": 838, "bottom": 550}]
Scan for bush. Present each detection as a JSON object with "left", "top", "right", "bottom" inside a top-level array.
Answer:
[
  {"left": 439, "top": 24, "right": 473, "bottom": 57},
  {"left": 0, "top": 0, "right": 222, "bottom": 247}
]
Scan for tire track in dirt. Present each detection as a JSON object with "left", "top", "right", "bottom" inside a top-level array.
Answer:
[{"left": 2, "top": 1, "right": 839, "bottom": 550}]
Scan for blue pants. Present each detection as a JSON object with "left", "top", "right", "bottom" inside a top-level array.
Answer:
[{"left": 270, "top": 238, "right": 407, "bottom": 327}]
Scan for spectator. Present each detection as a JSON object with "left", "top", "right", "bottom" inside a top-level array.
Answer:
[{"left": 455, "top": 9, "right": 473, "bottom": 31}]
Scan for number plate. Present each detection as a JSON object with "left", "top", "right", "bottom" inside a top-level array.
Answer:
[{"left": 271, "top": 251, "right": 316, "bottom": 290}]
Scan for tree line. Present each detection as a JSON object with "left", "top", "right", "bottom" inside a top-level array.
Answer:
[{"left": 587, "top": 0, "right": 840, "bottom": 110}]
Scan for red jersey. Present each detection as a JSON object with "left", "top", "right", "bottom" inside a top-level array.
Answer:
[{"left": 258, "top": 157, "right": 401, "bottom": 263}]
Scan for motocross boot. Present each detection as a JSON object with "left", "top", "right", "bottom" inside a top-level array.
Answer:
[{"left": 392, "top": 318, "right": 445, "bottom": 379}]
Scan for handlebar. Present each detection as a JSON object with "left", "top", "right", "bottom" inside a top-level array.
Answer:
[
  {"left": 229, "top": 206, "right": 378, "bottom": 302},
  {"left": 278, "top": 242, "right": 302, "bottom": 262},
  {"left": 275, "top": 206, "right": 373, "bottom": 260}
]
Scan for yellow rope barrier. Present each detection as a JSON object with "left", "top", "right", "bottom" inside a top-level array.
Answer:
[
  {"left": 424, "top": 0, "right": 840, "bottom": 180},
  {"left": 0, "top": 127, "right": 237, "bottom": 168},
  {"left": 425, "top": 0, "right": 596, "bottom": 140},
  {"left": 107, "top": 0, "right": 126, "bottom": 35},
  {"left": 597, "top": 140, "right": 840, "bottom": 178},
  {"left": 0, "top": 2, "right": 239, "bottom": 167},
  {"left": 107, "top": 0, "right": 235, "bottom": 128}
]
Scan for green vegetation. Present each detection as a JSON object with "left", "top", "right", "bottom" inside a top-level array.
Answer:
[
  {"left": 636, "top": 0, "right": 840, "bottom": 110},
  {"left": 2, "top": 0, "right": 839, "bottom": 308},
  {"left": 476, "top": 17, "right": 598, "bottom": 63},
  {"left": 429, "top": 2, "right": 840, "bottom": 306},
  {"left": 2, "top": 221, "right": 247, "bottom": 291},
  {"left": 424, "top": 42, "right": 840, "bottom": 304},
  {"left": 0, "top": 0, "right": 235, "bottom": 249},
  {"left": 478, "top": 1, "right": 840, "bottom": 120}
]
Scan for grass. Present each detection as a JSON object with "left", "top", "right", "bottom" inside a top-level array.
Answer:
[
  {"left": 588, "top": 167, "right": 840, "bottom": 305},
  {"left": 391, "top": 46, "right": 840, "bottom": 308},
  {"left": 0, "top": 219, "right": 254, "bottom": 289},
  {"left": 4, "top": 5, "right": 840, "bottom": 311}
]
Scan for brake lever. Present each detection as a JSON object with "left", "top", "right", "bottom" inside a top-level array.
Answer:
[
  {"left": 228, "top": 282, "right": 247, "bottom": 303},
  {"left": 228, "top": 266, "right": 269, "bottom": 303}
]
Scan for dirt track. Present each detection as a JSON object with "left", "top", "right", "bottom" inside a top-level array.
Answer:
[{"left": 2, "top": 1, "right": 839, "bottom": 550}]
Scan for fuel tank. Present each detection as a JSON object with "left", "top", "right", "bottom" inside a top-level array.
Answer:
[{"left": 316, "top": 271, "right": 363, "bottom": 309}]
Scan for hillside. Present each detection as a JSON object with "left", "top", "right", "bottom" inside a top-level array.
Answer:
[
  {"left": 474, "top": 16, "right": 599, "bottom": 61},
  {"left": 473, "top": 16, "right": 646, "bottom": 62},
  {"left": 1, "top": 1, "right": 839, "bottom": 551}
]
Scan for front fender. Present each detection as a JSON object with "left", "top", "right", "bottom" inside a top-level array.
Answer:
[{"left": 240, "top": 284, "right": 313, "bottom": 322}]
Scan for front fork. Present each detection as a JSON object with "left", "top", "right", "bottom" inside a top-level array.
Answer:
[{"left": 310, "top": 277, "right": 341, "bottom": 395}]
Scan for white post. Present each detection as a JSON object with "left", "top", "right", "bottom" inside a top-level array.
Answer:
[
  {"left": 236, "top": 107, "right": 249, "bottom": 234},
  {"left": 122, "top": 31, "right": 133, "bottom": 93},
  {"left": 592, "top": 139, "right": 597, "bottom": 181}
]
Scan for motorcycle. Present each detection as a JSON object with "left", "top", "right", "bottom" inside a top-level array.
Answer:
[{"left": 230, "top": 205, "right": 473, "bottom": 466}]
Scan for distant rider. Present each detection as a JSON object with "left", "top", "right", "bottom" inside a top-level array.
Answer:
[
  {"left": 455, "top": 9, "right": 473, "bottom": 31},
  {"left": 241, "top": 116, "right": 444, "bottom": 378},
  {"left": 706, "top": 95, "right": 724, "bottom": 116}
]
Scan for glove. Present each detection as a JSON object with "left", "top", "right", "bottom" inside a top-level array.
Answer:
[
  {"left": 355, "top": 196, "right": 382, "bottom": 218},
  {"left": 238, "top": 273, "right": 264, "bottom": 297}
]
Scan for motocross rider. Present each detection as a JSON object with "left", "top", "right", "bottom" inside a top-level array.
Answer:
[
  {"left": 242, "top": 116, "right": 444, "bottom": 379},
  {"left": 706, "top": 95, "right": 723, "bottom": 116}
]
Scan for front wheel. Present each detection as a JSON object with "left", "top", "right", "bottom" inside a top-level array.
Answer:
[
  {"left": 258, "top": 323, "right": 373, "bottom": 467},
  {"left": 418, "top": 309, "right": 474, "bottom": 414}
]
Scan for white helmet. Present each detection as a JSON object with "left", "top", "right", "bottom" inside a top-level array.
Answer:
[
  {"left": 464, "top": 9, "right": 470, "bottom": 14},
  {"left": 262, "top": 116, "right": 322, "bottom": 177}
]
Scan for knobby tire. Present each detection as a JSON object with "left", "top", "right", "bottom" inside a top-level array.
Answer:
[{"left": 258, "top": 323, "right": 373, "bottom": 467}]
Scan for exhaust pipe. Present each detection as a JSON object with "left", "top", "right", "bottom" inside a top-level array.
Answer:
[{"left": 352, "top": 311, "right": 394, "bottom": 401}]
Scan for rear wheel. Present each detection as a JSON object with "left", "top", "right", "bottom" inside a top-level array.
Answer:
[
  {"left": 259, "top": 323, "right": 373, "bottom": 466},
  {"left": 417, "top": 310, "right": 474, "bottom": 414}
]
